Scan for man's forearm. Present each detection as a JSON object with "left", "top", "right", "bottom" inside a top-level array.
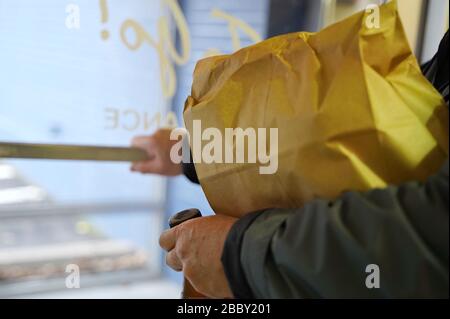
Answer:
[{"left": 222, "top": 160, "right": 449, "bottom": 299}]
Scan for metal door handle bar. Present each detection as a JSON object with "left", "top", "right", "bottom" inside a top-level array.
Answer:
[{"left": 0, "top": 142, "right": 149, "bottom": 162}]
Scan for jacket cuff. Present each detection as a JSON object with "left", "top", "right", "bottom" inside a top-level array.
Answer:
[
  {"left": 221, "top": 211, "right": 266, "bottom": 299},
  {"left": 182, "top": 161, "right": 199, "bottom": 184}
]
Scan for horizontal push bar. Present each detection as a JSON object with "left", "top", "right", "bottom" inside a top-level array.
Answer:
[{"left": 0, "top": 142, "right": 149, "bottom": 162}]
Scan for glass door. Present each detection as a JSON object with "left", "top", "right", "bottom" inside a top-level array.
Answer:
[{"left": 0, "top": 0, "right": 169, "bottom": 296}]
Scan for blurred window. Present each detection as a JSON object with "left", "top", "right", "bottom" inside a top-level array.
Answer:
[{"left": 0, "top": 0, "right": 170, "bottom": 297}]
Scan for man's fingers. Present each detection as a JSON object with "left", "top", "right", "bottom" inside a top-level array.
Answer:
[
  {"left": 131, "top": 135, "right": 151, "bottom": 147},
  {"left": 131, "top": 162, "right": 141, "bottom": 172},
  {"left": 131, "top": 161, "right": 159, "bottom": 173},
  {"left": 166, "top": 250, "right": 183, "bottom": 272},
  {"left": 132, "top": 136, "right": 156, "bottom": 154},
  {"left": 130, "top": 135, "right": 158, "bottom": 173},
  {"left": 159, "top": 228, "right": 177, "bottom": 252}
]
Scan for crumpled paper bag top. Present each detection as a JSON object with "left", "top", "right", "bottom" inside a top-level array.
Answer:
[{"left": 184, "top": 0, "right": 449, "bottom": 217}]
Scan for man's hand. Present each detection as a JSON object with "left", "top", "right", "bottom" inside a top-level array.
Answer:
[
  {"left": 159, "top": 215, "right": 238, "bottom": 299},
  {"left": 131, "top": 129, "right": 183, "bottom": 176}
]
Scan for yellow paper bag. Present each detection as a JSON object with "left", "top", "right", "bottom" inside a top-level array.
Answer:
[{"left": 184, "top": 1, "right": 449, "bottom": 218}]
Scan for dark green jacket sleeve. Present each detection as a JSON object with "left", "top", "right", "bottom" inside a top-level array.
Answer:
[{"left": 222, "top": 160, "right": 449, "bottom": 298}]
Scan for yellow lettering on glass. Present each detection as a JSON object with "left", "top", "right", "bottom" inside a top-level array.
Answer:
[
  {"left": 119, "top": 0, "right": 190, "bottom": 99},
  {"left": 104, "top": 108, "right": 180, "bottom": 132},
  {"left": 118, "top": 1, "right": 261, "bottom": 100},
  {"left": 211, "top": 9, "right": 263, "bottom": 51}
]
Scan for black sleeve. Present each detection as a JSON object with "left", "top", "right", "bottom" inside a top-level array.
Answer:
[
  {"left": 221, "top": 211, "right": 265, "bottom": 299},
  {"left": 222, "top": 160, "right": 449, "bottom": 299},
  {"left": 182, "top": 153, "right": 200, "bottom": 184},
  {"left": 422, "top": 31, "right": 449, "bottom": 102}
]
